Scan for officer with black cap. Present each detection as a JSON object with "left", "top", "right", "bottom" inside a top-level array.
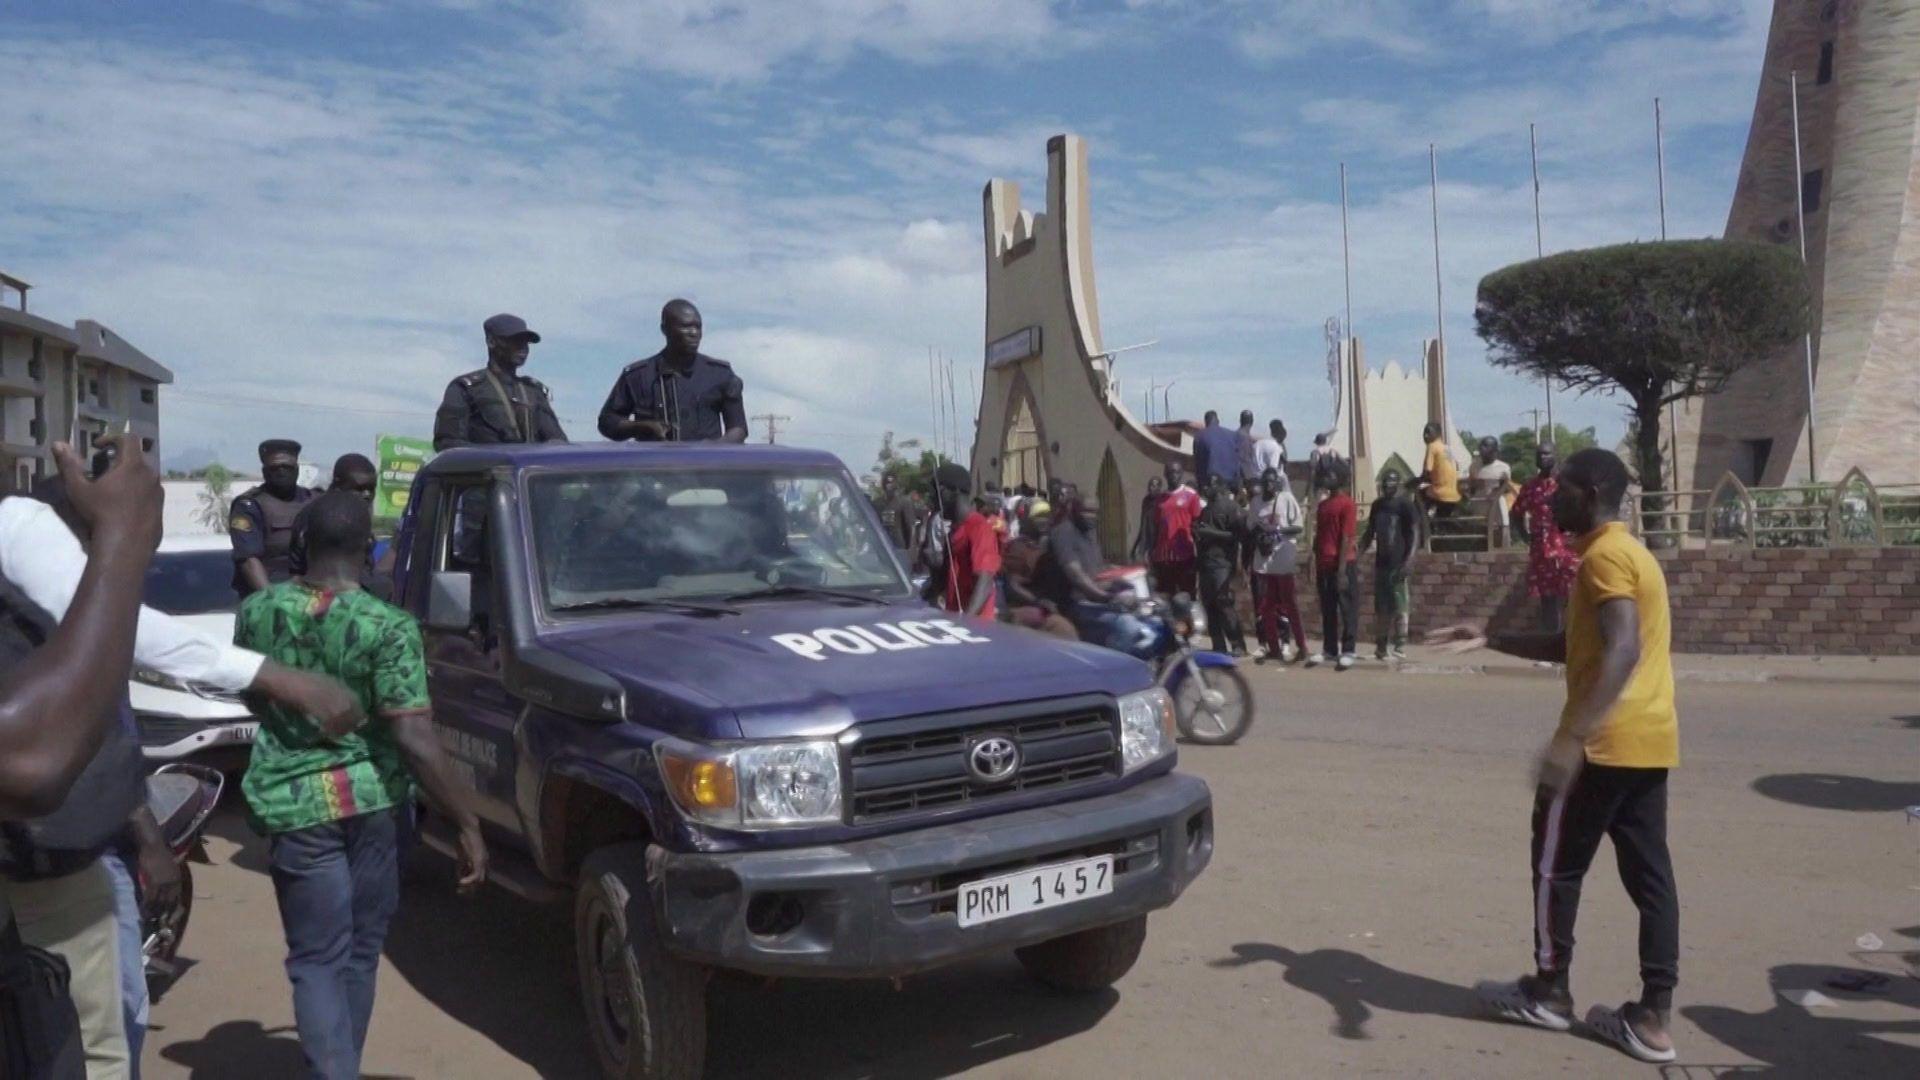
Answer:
[
  {"left": 230, "top": 438, "right": 317, "bottom": 598},
  {"left": 433, "top": 313, "right": 569, "bottom": 451},
  {"left": 598, "top": 299, "right": 748, "bottom": 443}
]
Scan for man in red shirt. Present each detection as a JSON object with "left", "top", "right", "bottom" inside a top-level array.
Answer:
[
  {"left": 1152, "top": 463, "right": 1202, "bottom": 598},
  {"left": 938, "top": 463, "right": 1001, "bottom": 618},
  {"left": 1307, "top": 459, "right": 1359, "bottom": 670}
]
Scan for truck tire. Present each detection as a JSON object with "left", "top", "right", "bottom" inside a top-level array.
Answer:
[
  {"left": 575, "top": 844, "right": 707, "bottom": 1080},
  {"left": 1014, "top": 914, "right": 1148, "bottom": 992}
]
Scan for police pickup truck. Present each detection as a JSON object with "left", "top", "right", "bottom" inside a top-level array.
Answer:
[{"left": 393, "top": 443, "right": 1214, "bottom": 1078}]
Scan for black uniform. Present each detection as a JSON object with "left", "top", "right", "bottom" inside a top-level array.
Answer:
[
  {"left": 434, "top": 368, "right": 568, "bottom": 451},
  {"left": 229, "top": 484, "right": 316, "bottom": 598},
  {"left": 1192, "top": 497, "right": 1248, "bottom": 655},
  {"left": 598, "top": 351, "right": 746, "bottom": 443}
]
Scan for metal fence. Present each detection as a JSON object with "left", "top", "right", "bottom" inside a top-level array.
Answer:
[{"left": 1330, "top": 469, "right": 1920, "bottom": 553}]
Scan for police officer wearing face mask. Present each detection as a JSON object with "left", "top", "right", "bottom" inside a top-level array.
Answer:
[
  {"left": 433, "top": 313, "right": 569, "bottom": 451},
  {"left": 229, "top": 438, "right": 317, "bottom": 599}
]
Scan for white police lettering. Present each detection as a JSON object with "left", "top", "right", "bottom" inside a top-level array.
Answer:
[{"left": 772, "top": 619, "right": 994, "bottom": 661}]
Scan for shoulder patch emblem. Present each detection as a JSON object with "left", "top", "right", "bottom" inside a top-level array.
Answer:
[{"left": 230, "top": 515, "right": 254, "bottom": 532}]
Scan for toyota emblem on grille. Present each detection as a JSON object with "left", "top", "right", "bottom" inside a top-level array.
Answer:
[{"left": 967, "top": 735, "right": 1021, "bottom": 784}]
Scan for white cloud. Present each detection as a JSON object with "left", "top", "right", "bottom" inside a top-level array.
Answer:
[
  {"left": 564, "top": 0, "right": 1071, "bottom": 81},
  {"left": 1231, "top": 0, "right": 1757, "bottom": 62},
  {"left": 0, "top": 0, "right": 1772, "bottom": 477}
]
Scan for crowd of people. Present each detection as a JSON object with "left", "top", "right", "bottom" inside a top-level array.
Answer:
[
  {"left": 0, "top": 295, "right": 1679, "bottom": 1074},
  {"left": 895, "top": 408, "right": 1582, "bottom": 679}
]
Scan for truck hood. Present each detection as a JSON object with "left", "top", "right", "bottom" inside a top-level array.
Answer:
[{"left": 536, "top": 602, "right": 1153, "bottom": 740}]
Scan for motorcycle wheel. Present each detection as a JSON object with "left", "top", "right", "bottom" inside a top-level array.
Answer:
[{"left": 1173, "top": 665, "right": 1254, "bottom": 745}]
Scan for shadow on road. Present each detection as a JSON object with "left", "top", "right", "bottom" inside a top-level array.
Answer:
[
  {"left": 1749, "top": 773, "right": 1920, "bottom": 813},
  {"left": 1209, "top": 943, "right": 1487, "bottom": 1039},
  {"left": 1681, "top": 963, "right": 1920, "bottom": 1076},
  {"left": 383, "top": 846, "right": 1119, "bottom": 1078},
  {"left": 383, "top": 863, "right": 595, "bottom": 1077},
  {"left": 158, "top": 1020, "right": 306, "bottom": 1078},
  {"left": 204, "top": 807, "right": 272, "bottom": 876}
]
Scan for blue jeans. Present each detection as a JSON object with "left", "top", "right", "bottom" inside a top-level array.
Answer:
[
  {"left": 102, "top": 850, "right": 147, "bottom": 1079},
  {"left": 1067, "top": 602, "right": 1150, "bottom": 657},
  {"left": 267, "top": 807, "right": 402, "bottom": 1080}
]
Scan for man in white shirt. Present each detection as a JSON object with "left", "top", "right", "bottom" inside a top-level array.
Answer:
[
  {"left": 1470, "top": 436, "right": 1516, "bottom": 545},
  {"left": 0, "top": 492, "right": 363, "bottom": 1078},
  {"left": 1253, "top": 419, "right": 1287, "bottom": 481},
  {"left": 1248, "top": 469, "right": 1307, "bottom": 661}
]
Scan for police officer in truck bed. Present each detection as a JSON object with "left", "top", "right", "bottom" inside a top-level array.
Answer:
[
  {"left": 598, "top": 299, "right": 748, "bottom": 443},
  {"left": 229, "top": 438, "right": 317, "bottom": 599},
  {"left": 433, "top": 313, "right": 569, "bottom": 451}
]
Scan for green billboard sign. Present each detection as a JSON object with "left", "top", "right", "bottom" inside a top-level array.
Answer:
[{"left": 374, "top": 435, "right": 434, "bottom": 528}]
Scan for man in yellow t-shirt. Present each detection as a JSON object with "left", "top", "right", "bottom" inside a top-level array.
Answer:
[
  {"left": 1426, "top": 448, "right": 1680, "bottom": 1065},
  {"left": 1417, "top": 422, "right": 1462, "bottom": 521}
]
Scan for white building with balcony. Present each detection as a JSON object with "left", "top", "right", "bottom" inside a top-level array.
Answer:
[{"left": 0, "top": 269, "right": 171, "bottom": 494}]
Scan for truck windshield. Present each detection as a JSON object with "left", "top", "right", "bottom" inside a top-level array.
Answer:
[{"left": 527, "top": 467, "right": 908, "bottom": 612}]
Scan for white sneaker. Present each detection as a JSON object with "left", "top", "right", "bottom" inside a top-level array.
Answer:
[
  {"left": 1389, "top": 646, "right": 1407, "bottom": 661},
  {"left": 1336, "top": 654, "right": 1355, "bottom": 671},
  {"left": 1305, "top": 653, "right": 1326, "bottom": 668},
  {"left": 1280, "top": 643, "right": 1299, "bottom": 663}
]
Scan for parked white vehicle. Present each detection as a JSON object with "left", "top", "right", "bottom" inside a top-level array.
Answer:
[{"left": 131, "top": 534, "right": 257, "bottom": 763}]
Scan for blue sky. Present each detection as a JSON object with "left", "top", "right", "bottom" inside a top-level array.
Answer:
[{"left": 0, "top": 0, "right": 1770, "bottom": 474}]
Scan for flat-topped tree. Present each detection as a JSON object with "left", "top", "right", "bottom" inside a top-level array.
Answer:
[{"left": 1474, "top": 240, "right": 1809, "bottom": 505}]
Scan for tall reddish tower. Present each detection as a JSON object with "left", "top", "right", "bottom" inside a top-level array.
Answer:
[{"left": 1675, "top": 0, "right": 1920, "bottom": 489}]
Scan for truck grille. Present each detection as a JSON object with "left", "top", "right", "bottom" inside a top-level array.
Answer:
[{"left": 847, "top": 700, "right": 1120, "bottom": 822}]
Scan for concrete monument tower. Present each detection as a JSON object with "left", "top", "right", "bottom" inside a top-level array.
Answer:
[
  {"left": 1675, "top": 0, "right": 1920, "bottom": 488},
  {"left": 973, "top": 135, "right": 1185, "bottom": 558}
]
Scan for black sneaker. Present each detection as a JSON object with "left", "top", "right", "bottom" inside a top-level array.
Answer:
[{"left": 1477, "top": 975, "right": 1574, "bottom": 1032}]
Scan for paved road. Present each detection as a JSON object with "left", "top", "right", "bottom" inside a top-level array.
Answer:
[{"left": 142, "top": 670, "right": 1920, "bottom": 1078}]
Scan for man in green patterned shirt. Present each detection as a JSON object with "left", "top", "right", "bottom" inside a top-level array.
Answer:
[{"left": 236, "top": 491, "right": 487, "bottom": 1080}]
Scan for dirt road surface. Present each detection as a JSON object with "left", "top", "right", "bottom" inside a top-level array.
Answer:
[{"left": 141, "top": 671, "right": 1920, "bottom": 1078}]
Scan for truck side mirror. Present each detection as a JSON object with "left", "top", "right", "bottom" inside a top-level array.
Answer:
[{"left": 426, "top": 571, "right": 474, "bottom": 631}]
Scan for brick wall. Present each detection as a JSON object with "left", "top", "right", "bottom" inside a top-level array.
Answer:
[{"left": 1230, "top": 545, "right": 1920, "bottom": 656}]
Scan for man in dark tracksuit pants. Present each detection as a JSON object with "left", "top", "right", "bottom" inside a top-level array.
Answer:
[
  {"left": 1192, "top": 477, "right": 1248, "bottom": 656},
  {"left": 1432, "top": 449, "right": 1681, "bottom": 1064}
]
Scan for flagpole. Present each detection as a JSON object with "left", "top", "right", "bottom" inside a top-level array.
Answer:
[
  {"left": 1339, "top": 162, "right": 1357, "bottom": 469},
  {"left": 1789, "top": 72, "right": 1819, "bottom": 483},
  {"left": 945, "top": 353, "right": 961, "bottom": 464},
  {"left": 927, "top": 346, "right": 940, "bottom": 457},
  {"left": 1656, "top": 97, "right": 1680, "bottom": 493},
  {"left": 1429, "top": 143, "right": 1445, "bottom": 359},
  {"left": 1530, "top": 122, "right": 1552, "bottom": 445}
]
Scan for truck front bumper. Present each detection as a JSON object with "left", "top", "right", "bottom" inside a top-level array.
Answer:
[{"left": 649, "top": 771, "right": 1213, "bottom": 978}]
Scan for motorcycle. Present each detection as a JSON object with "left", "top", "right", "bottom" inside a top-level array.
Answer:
[
  {"left": 1087, "top": 567, "right": 1254, "bottom": 745},
  {"left": 140, "top": 762, "right": 224, "bottom": 984}
]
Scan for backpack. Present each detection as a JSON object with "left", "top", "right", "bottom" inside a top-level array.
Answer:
[{"left": 0, "top": 558, "right": 144, "bottom": 882}]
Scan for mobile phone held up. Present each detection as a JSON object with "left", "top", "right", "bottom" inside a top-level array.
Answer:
[{"left": 90, "top": 423, "right": 131, "bottom": 479}]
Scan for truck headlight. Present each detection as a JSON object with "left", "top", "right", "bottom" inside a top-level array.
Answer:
[
  {"left": 1117, "top": 688, "right": 1176, "bottom": 773},
  {"left": 655, "top": 738, "right": 843, "bottom": 829}
]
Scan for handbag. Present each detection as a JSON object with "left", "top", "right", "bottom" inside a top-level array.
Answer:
[{"left": 0, "top": 914, "right": 85, "bottom": 1079}]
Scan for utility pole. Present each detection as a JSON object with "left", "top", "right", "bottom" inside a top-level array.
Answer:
[
  {"left": 752, "top": 413, "right": 791, "bottom": 445},
  {"left": 1520, "top": 408, "right": 1546, "bottom": 447}
]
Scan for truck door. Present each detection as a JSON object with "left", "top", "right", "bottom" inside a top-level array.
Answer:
[{"left": 418, "top": 479, "right": 525, "bottom": 835}]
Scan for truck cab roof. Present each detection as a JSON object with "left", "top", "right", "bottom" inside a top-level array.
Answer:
[{"left": 422, "top": 441, "right": 848, "bottom": 476}]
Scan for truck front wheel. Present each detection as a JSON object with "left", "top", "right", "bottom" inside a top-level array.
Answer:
[
  {"left": 575, "top": 844, "right": 707, "bottom": 1079},
  {"left": 1014, "top": 914, "right": 1148, "bottom": 992}
]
